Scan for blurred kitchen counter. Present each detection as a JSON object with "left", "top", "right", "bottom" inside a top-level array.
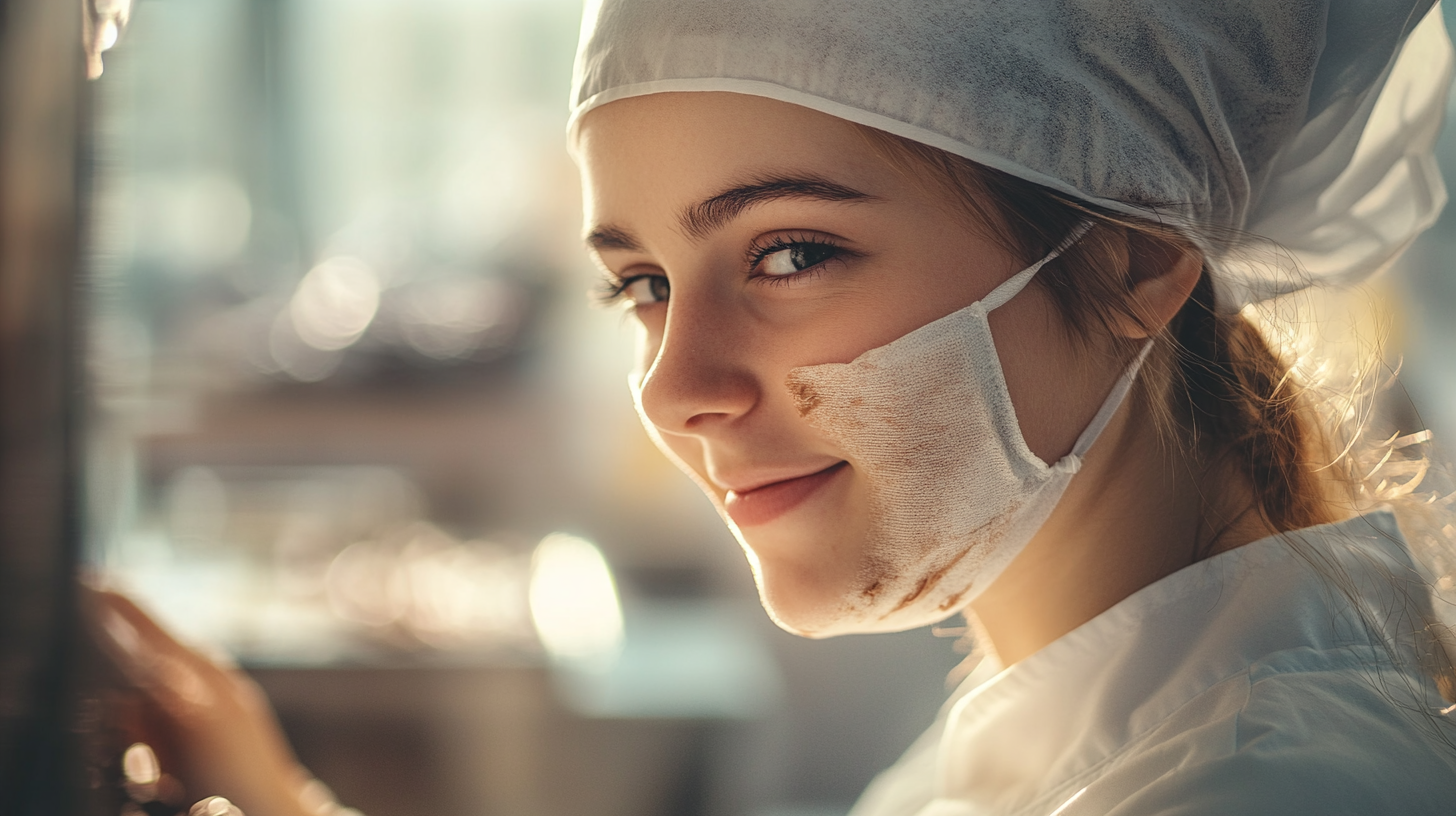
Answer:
[
  {"left": 256, "top": 663, "right": 716, "bottom": 816},
  {"left": 249, "top": 599, "right": 785, "bottom": 816}
]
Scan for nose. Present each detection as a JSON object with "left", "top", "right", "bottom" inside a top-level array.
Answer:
[{"left": 635, "top": 294, "right": 759, "bottom": 436}]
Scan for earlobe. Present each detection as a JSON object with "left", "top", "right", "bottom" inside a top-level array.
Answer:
[{"left": 1112, "top": 238, "right": 1202, "bottom": 340}]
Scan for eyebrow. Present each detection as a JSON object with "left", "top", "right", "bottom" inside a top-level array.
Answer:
[
  {"left": 584, "top": 225, "right": 641, "bottom": 252},
  {"left": 680, "top": 174, "right": 877, "bottom": 240},
  {"left": 583, "top": 174, "right": 877, "bottom": 253}
]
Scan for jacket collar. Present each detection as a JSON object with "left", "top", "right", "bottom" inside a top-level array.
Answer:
[{"left": 935, "top": 511, "right": 1417, "bottom": 813}]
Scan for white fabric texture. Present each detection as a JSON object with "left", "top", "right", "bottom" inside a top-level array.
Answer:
[
  {"left": 570, "top": 0, "right": 1454, "bottom": 311},
  {"left": 848, "top": 511, "right": 1456, "bottom": 816},
  {"left": 782, "top": 227, "right": 1148, "bottom": 635}
]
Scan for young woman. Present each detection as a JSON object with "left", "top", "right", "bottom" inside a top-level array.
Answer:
[{"left": 96, "top": 0, "right": 1456, "bottom": 813}]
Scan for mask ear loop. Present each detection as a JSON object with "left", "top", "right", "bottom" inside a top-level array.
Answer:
[
  {"left": 981, "top": 221, "right": 1095, "bottom": 311},
  {"left": 975, "top": 220, "right": 1153, "bottom": 471},
  {"left": 1066, "top": 342, "right": 1154, "bottom": 464}
]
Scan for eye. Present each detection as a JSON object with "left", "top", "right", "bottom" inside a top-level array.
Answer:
[
  {"left": 622, "top": 274, "right": 670, "bottom": 305},
  {"left": 757, "top": 241, "right": 841, "bottom": 277},
  {"left": 594, "top": 272, "right": 670, "bottom": 308}
]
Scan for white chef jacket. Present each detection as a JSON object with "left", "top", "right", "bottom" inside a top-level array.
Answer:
[{"left": 849, "top": 511, "right": 1456, "bottom": 816}]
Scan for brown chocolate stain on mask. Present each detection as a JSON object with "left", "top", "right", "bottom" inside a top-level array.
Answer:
[
  {"left": 857, "top": 551, "right": 895, "bottom": 601},
  {"left": 884, "top": 500, "right": 1024, "bottom": 616},
  {"left": 936, "top": 586, "right": 969, "bottom": 612},
  {"left": 845, "top": 549, "right": 908, "bottom": 627},
  {"left": 888, "top": 543, "right": 974, "bottom": 613},
  {"left": 786, "top": 376, "right": 822, "bottom": 418}
]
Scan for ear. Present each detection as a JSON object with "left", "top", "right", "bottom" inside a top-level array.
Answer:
[{"left": 1109, "top": 233, "right": 1202, "bottom": 340}]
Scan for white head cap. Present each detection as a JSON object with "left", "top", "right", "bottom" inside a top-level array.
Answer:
[{"left": 570, "top": 0, "right": 1454, "bottom": 311}]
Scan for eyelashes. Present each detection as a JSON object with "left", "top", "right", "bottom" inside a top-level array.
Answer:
[
  {"left": 593, "top": 231, "right": 855, "bottom": 307},
  {"left": 594, "top": 272, "right": 672, "bottom": 307},
  {"left": 594, "top": 273, "right": 669, "bottom": 307},
  {"left": 593, "top": 273, "right": 635, "bottom": 306},
  {"left": 745, "top": 232, "right": 852, "bottom": 285}
]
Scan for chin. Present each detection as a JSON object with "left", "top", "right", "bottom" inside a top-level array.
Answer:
[
  {"left": 710, "top": 466, "right": 877, "bottom": 637},
  {"left": 735, "top": 515, "right": 973, "bottom": 639},
  {"left": 738, "top": 533, "right": 867, "bottom": 639},
  {"left": 757, "top": 585, "right": 849, "bottom": 638}
]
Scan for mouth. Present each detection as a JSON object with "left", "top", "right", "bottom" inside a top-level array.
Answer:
[{"left": 723, "top": 461, "right": 849, "bottom": 527}]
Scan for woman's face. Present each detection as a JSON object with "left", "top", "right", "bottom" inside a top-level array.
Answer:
[{"left": 577, "top": 93, "right": 1107, "bottom": 635}]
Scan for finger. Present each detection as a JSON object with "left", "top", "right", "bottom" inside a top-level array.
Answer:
[
  {"left": 87, "top": 589, "right": 287, "bottom": 739},
  {"left": 83, "top": 587, "right": 160, "bottom": 687},
  {"left": 90, "top": 588, "right": 195, "bottom": 656},
  {"left": 87, "top": 589, "right": 235, "bottom": 717},
  {"left": 91, "top": 588, "right": 234, "bottom": 677}
]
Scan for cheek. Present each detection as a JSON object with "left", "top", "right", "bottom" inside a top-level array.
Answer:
[
  {"left": 631, "top": 318, "right": 662, "bottom": 377},
  {"left": 655, "top": 430, "right": 710, "bottom": 488},
  {"left": 626, "top": 322, "right": 669, "bottom": 417},
  {"left": 989, "top": 290, "right": 1108, "bottom": 464}
]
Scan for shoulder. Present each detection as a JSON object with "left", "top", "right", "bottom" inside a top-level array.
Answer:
[{"left": 1096, "top": 651, "right": 1456, "bottom": 816}]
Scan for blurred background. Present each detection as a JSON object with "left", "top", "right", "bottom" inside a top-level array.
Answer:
[{"left": 78, "top": 2, "right": 1456, "bottom": 816}]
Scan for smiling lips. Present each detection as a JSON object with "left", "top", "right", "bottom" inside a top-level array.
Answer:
[{"left": 723, "top": 461, "right": 849, "bottom": 527}]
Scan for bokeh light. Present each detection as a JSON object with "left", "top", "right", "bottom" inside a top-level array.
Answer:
[
  {"left": 289, "top": 257, "right": 381, "bottom": 352},
  {"left": 528, "top": 533, "right": 624, "bottom": 664}
]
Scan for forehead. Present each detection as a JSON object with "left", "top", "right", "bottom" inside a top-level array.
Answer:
[{"left": 576, "top": 92, "right": 895, "bottom": 223}]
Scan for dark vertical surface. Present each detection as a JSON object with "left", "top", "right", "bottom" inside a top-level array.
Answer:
[{"left": 0, "top": 0, "right": 88, "bottom": 811}]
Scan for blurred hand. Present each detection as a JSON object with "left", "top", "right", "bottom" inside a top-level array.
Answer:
[{"left": 87, "top": 587, "right": 318, "bottom": 816}]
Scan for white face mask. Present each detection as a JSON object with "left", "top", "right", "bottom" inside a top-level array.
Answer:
[{"left": 783, "top": 225, "right": 1149, "bottom": 635}]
